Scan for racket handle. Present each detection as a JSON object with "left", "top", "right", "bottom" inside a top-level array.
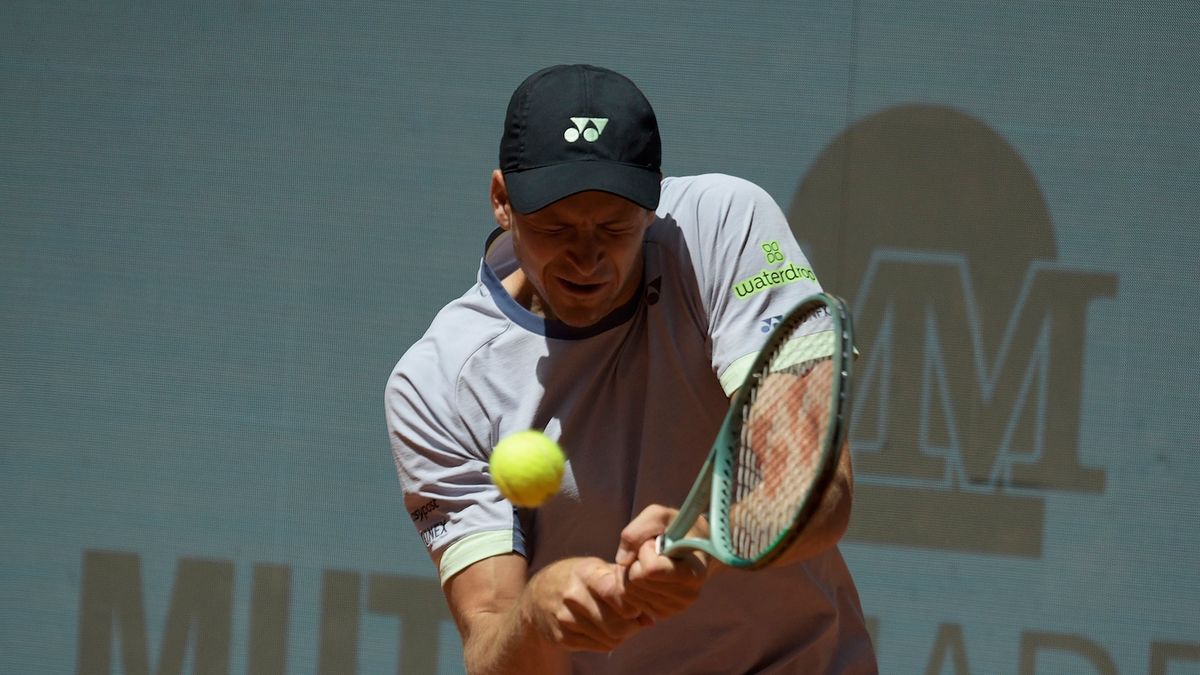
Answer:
[{"left": 654, "top": 534, "right": 664, "bottom": 556}]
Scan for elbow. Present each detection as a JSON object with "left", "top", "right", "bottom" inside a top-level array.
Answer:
[
  {"left": 809, "top": 470, "right": 854, "bottom": 555},
  {"left": 783, "top": 447, "right": 855, "bottom": 563},
  {"left": 821, "top": 444, "right": 856, "bottom": 548}
]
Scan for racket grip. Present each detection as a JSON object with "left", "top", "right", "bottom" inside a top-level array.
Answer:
[{"left": 655, "top": 534, "right": 665, "bottom": 556}]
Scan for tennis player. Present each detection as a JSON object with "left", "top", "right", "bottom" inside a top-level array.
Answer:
[{"left": 386, "top": 64, "right": 878, "bottom": 674}]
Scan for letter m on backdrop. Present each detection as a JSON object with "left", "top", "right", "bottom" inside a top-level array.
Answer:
[{"left": 844, "top": 250, "right": 1117, "bottom": 557}]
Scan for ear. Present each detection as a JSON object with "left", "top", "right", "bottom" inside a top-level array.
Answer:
[{"left": 490, "top": 170, "right": 513, "bottom": 231}]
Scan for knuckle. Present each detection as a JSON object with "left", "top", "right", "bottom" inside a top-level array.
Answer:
[{"left": 560, "top": 593, "right": 585, "bottom": 614}]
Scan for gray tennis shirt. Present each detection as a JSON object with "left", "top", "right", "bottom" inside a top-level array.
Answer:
[{"left": 386, "top": 174, "right": 877, "bottom": 673}]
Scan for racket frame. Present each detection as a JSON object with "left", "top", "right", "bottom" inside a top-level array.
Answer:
[{"left": 658, "top": 292, "right": 855, "bottom": 569}]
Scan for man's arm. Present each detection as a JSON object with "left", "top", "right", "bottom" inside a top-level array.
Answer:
[
  {"left": 778, "top": 436, "right": 854, "bottom": 562},
  {"left": 443, "top": 552, "right": 648, "bottom": 675},
  {"left": 732, "top": 361, "right": 857, "bottom": 566},
  {"left": 616, "top": 380, "right": 856, "bottom": 584}
]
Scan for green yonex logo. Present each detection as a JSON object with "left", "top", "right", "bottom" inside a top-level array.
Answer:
[
  {"left": 732, "top": 241, "right": 817, "bottom": 299},
  {"left": 564, "top": 117, "right": 608, "bottom": 143}
]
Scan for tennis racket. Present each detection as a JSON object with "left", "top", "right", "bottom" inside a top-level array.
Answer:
[{"left": 656, "top": 292, "right": 855, "bottom": 569}]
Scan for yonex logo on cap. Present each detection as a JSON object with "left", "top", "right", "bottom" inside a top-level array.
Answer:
[
  {"left": 499, "top": 66, "right": 661, "bottom": 212},
  {"left": 564, "top": 117, "right": 608, "bottom": 142}
]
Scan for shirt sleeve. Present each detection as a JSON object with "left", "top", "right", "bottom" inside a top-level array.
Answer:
[
  {"left": 679, "top": 174, "right": 825, "bottom": 393},
  {"left": 384, "top": 337, "right": 526, "bottom": 585}
]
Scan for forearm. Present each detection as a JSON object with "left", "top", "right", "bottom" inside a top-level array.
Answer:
[
  {"left": 461, "top": 595, "right": 567, "bottom": 675},
  {"left": 446, "top": 553, "right": 567, "bottom": 675},
  {"left": 788, "top": 440, "right": 855, "bottom": 560},
  {"left": 457, "top": 555, "right": 624, "bottom": 675}
]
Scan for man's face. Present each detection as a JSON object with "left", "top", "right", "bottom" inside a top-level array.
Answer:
[{"left": 504, "top": 189, "right": 655, "bottom": 327}]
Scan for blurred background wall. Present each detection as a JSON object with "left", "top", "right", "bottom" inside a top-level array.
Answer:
[{"left": 2, "top": 1, "right": 1197, "bottom": 673}]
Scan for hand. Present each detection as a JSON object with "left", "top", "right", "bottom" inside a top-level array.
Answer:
[
  {"left": 614, "top": 505, "right": 710, "bottom": 621},
  {"left": 525, "top": 557, "right": 649, "bottom": 652}
]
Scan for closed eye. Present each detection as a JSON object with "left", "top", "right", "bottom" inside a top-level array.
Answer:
[{"left": 603, "top": 224, "right": 637, "bottom": 236}]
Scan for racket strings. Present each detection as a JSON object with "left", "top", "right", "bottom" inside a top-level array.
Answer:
[{"left": 728, "top": 340, "right": 834, "bottom": 560}]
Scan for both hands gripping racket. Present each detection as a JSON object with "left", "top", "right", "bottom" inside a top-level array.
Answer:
[{"left": 657, "top": 292, "right": 855, "bottom": 569}]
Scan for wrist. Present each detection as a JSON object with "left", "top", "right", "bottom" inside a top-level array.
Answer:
[{"left": 518, "top": 569, "right": 558, "bottom": 646}]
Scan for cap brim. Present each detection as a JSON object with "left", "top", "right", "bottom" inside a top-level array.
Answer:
[{"left": 504, "top": 161, "right": 661, "bottom": 214}]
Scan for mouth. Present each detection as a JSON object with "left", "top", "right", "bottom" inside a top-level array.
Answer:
[{"left": 557, "top": 277, "right": 607, "bottom": 297}]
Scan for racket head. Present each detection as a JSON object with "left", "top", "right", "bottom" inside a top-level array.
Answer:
[{"left": 679, "top": 292, "right": 854, "bottom": 568}]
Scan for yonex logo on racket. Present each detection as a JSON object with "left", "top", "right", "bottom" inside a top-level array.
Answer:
[{"left": 564, "top": 117, "right": 608, "bottom": 143}]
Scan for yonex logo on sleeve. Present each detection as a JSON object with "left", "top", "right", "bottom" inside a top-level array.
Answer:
[
  {"left": 760, "top": 314, "right": 784, "bottom": 332},
  {"left": 564, "top": 117, "right": 609, "bottom": 142}
]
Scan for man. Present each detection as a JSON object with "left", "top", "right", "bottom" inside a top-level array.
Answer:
[{"left": 386, "top": 64, "right": 877, "bottom": 673}]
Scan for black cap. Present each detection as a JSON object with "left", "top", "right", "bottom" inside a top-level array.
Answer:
[{"left": 499, "top": 64, "right": 662, "bottom": 214}]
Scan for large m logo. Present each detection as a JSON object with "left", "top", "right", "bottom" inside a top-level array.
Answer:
[{"left": 845, "top": 251, "right": 1117, "bottom": 556}]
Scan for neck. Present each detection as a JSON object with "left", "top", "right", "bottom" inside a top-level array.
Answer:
[{"left": 500, "top": 269, "right": 555, "bottom": 320}]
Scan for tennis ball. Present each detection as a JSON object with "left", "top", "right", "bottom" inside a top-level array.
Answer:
[{"left": 489, "top": 430, "right": 565, "bottom": 508}]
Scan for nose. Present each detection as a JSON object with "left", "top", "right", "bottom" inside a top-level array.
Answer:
[{"left": 565, "top": 230, "right": 603, "bottom": 275}]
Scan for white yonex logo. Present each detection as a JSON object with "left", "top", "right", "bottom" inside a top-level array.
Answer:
[{"left": 564, "top": 117, "right": 608, "bottom": 142}]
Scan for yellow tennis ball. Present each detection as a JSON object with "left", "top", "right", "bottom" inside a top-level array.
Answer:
[{"left": 490, "top": 430, "right": 565, "bottom": 508}]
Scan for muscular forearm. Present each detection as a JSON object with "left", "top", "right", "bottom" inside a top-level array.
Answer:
[
  {"left": 457, "top": 556, "right": 633, "bottom": 675},
  {"left": 447, "top": 553, "right": 569, "bottom": 675},
  {"left": 461, "top": 596, "right": 567, "bottom": 675},
  {"left": 786, "top": 440, "right": 855, "bottom": 561}
]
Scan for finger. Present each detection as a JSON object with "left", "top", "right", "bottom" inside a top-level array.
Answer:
[
  {"left": 616, "top": 505, "right": 677, "bottom": 566},
  {"left": 628, "top": 538, "right": 706, "bottom": 584},
  {"left": 560, "top": 591, "right": 640, "bottom": 649},
  {"left": 623, "top": 574, "right": 702, "bottom": 618},
  {"left": 587, "top": 562, "right": 643, "bottom": 620},
  {"left": 560, "top": 564, "right": 646, "bottom": 646},
  {"left": 557, "top": 623, "right": 623, "bottom": 652},
  {"left": 622, "top": 552, "right": 705, "bottom": 621},
  {"left": 620, "top": 579, "right": 699, "bottom": 621}
]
